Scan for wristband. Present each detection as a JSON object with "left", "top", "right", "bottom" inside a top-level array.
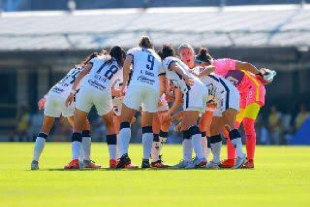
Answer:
[{"left": 70, "top": 89, "right": 77, "bottom": 94}]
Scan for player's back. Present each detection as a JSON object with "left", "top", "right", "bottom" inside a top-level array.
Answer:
[{"left": 128, "top": 47, "right": 161, "bottom": 90}]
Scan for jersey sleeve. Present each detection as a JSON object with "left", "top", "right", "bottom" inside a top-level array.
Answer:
[
  {"left": 214, "top": 58, "right": 237, "bottom": 75},
  {"left": 162, "top": 57, "right": 176, "bottom": 71}
]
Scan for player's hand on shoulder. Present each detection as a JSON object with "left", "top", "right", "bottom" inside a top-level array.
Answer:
[{"left": 66, "top": 93, "right": 75, "bottom": 107}]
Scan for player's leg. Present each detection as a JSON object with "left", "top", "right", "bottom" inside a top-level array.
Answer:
[
  {"left": 149, "top": 112, "right": 161, "bottom": 164},
  {"left": 243, "top": 103, "right": 261, "bottom": 168},
  {"left": 222, "top": 108, "right": 247, "bottom": 169},
  {"left": 182, "top": 110, "right": 207, "bottom": 169},
  {"left": 204, "top": 115, "right": 224, "bottom": 169},
  {"left": 199, "top": 110, "right": 213, "bottom": 161},
  {"left": 31, "top": 95, "right": 60, "bottom": 170}
]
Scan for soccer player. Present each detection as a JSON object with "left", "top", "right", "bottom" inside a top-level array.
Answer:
[
  {"left": 159, "top": 44, "right": 208, "bottom": 169},
  {"left": 30, "top": 52, "right": 100, "bottom": 170},
  {"left": 64, "top": 46, "right": 125, "bottom": 169},
  {"left": 194, "top": 47, "right": 276, "bottom": 168},
  {"left": 116, "top": 36, "right": 164, "bottom": 168}
]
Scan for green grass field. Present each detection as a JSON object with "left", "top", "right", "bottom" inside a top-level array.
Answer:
[{"left": 0, "top": 143, "right": 310, "bottom": 207}]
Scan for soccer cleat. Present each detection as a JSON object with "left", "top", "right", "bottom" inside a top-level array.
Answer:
[
  {"left": 242, "top": 160, "right": 254, "bottom": 169},
  {"left": 172, "top": 160, "right": 192, "bottom": 169},
  {"left": 185, "top": 157, "right": 207, "bottom": 169},
  {"left": 232, "top": 156, "right": 247, "bottom": 169},
  {"left": 219, "top": 159, "right": 235, "bottom": 168},
  {"left": 64, "top": 159, "right": 80, "bottom": 170},
  {"left": 151, "top": 160, "right": 171, "bottom": 168},
  {"left": 116, "top": 153, "right": 133, "bottom": 168},
  {"left": 31, "top": 160, "right": 39, "bottom": 170},
  {"left": 109, "top": 159, "right": 119, "bottom": 168},
  {"left": 204, "top": 161, "right": 220, "bottom": 169},
  {"left": 83, "top": 160, "right": 101, "bottom": 169},
  {"left": 141, "top": 159, "right": 150, "bottom": 168}
]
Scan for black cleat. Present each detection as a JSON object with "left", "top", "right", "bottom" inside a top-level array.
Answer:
[
  {"left": 141, "top": 159, "right": 150, "bottom": 168},
  {"left": 116, "top": 153, "right": 131, "bottom": 168}
]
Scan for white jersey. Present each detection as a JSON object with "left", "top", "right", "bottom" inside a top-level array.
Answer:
[
  {"left": 49, "top": 67, "right": 82, "bottom": 99},
  {"left": 81, "top": 57, "right": 122, "bottom": 93},
  {"left": 161, "top": 56, "right": 197, "bottom": 94},
  {"left": 127, "top": 47, "right": 162, "bottom": 90}
]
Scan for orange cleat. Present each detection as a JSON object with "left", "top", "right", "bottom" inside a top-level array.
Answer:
[
  {"left": 109, "top": 159, "right": 119, "bottom": 168},
  {"left": 124, "top": 163, "right": 138, "bottom": 169},
  {"left": 242, "top": 160, "right": 254, "bottom": 169},
  {"left": 219, "top": 159, "right": 235, "bottom": 168},
  {"left": 151, "top": 160, "right": 171, "bottom": 168},
  {"left": 64, "top": 159, "right": 80, "bottom": 170},
  {"left": 83, "top": 160, "right": 101, "bottom": 169}
]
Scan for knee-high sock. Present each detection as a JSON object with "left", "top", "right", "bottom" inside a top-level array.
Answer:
[
  {"left": 151, "top": 134, "right": 160, "bottom": 162},
  {"left": 119, "top": 122, "right": 131, "bottom": 156},
  {"left": 107, "top": 134, "right": 117, "bottom": 160},
  {"left": 189, "top": 126, "right": 205, "bottom": 159},
  {"left": 243, "top": 118, "right": 256, "bottom": 160},
  {"left": 182, "top": 130, "right": 193, "bottom": 161},
  {"left": 142, "top": 126, "right": 153, "bottom": 160},
  {"left": 71, "top": 132, "right": 82, "bottom": 160},
  {"left": 201, "top": 131, "right": 208, "bottom": 160},
  {"left": 209, "top": 134, "right": 222, "bottom": 163},
  {"left": 32, "top": 132, "right": 48, "bottom": 161},
  {"left": 159, "top": 130, "right": 168, "bottom": 154},
  {"left": 81, "top": 130, "right": 91, "bottom": 161},
  {"left": 229, "top": 129, "right": 245, "bottom": 158}
]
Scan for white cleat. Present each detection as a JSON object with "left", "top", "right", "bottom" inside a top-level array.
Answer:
[
  {"left": 204, "top": 161, "right": 220, "bottom": 169},
  {"left": 31, "top": 160, "right": 39, "bottom": 170},
  {"left": 185, "top": 157, "right": 207, "bottom": 169},
  {"left": 172, "top": 160, "right": 192, "bottom": 169},
  {"left": 232, "top": 156, "right": 247, "bottom": 169}
]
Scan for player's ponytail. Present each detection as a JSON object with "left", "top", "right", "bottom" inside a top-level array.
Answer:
[
  {"left": 76, "top": 52, "right": 99, "bottom": 67},
  {"left": 110, "top": 45, "right": 125, "bottom": 66},
  {"left": 195, "top": 47, "right": 212, "bottom": 65},
  {"left": 138, "top": 36, "right": 153, "bottom": 49}
]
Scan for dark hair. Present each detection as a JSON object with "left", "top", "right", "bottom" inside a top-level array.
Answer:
[
  {"left": 161, "top": 44, "right": 175, "bottom": 59},
  {"left": 109, "top": 45, "right": 125, "bottom": 66},
  {"left": 76, "top": 52, "right": 99, "bottom": 67},
  {"left": 195, "top": 47, "right": 212, "bottom": 65},
  {"left": 138, "top": 36, "right": 153, "bottom": 49}
]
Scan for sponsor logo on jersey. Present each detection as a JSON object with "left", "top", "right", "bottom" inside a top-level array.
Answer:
[
  {"left": 137, "top": 75, "right": 155, "bottom": 85},
  {"left": 88, "top": 80, "right": 106, "bottom": 90},
  {"left": 51, "top": 86, "right": 65, "bottom": 94}
]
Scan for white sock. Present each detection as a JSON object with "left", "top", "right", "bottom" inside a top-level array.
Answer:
[
  {"left": 142, "top": 133, "right": 153, "bottom": 159},
  {"left": 119, "top": 127, "right": 131, "bottom": 156},
  {"left": 116, "top": 135, "right": 121, "bottom": 159},
  {"left": 108, "top": 145, "right": 117, "bottom": 160},
  {"left": 159, "top": 136, "right": 167, "bottom": 152},
  {"left": 206, "top": 147, "right": 211, "bottom": 161},
  {"left": 210, "top": 141, "right": 222, "bottom": 163},
  {"left": 231, "top": 138, "right": 245, "bottom": 158},
  {"left": 82, "top": 137, "right": 91, "bottom": 161},
  {"left": 201, "top": 136, "right": 208, "bottom": 160},
  {"left": 151, "top": 141, "right": 160, "bottom": 162},
  {"left": 191, "top": 134, "right": 205, "bottom": 159},
  {"left": 33, "top": 137, "right": 46, "bottom": 161},
  {"left": 72, "top": 141, "right": 82, "bottom": 160},
  {"left": 183, "top": 139, "right": 193, "bottom": 161}
]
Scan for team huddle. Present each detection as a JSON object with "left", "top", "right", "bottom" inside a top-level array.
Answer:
[{"left": 30, "top": 36, "right": 276, "bottom": 170}]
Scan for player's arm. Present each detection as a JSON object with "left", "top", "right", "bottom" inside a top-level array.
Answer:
[
  {"left": 167, "top": 87, "right": 182, "bottom": 116},
  {"left": 169, "top": 62, "right": 193, "bottom": 86},
  {"left": 159, "top": 74, "right": 166, "bottom": 97},
  {"left": 66, "top": 64, "right": 92, "bottom": 106},
  {"left": 122, "top": 54, "right": 133, "bottom": 93},
  {"left": 197, "top": 66, "right": 215, "bottom": 78},
  {"left": 235, "top": 61, "right": 261, "bottom": 75}
]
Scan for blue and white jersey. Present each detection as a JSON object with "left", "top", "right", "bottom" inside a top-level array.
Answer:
[
  {"left": 81, "top": 56, "right": 122, "bottom": 93},
  {"left": 127, "top": 47, "right": 162, "bottom": 90},
  {"left": 162, "top": 56, "right": 199, "bottom": 94},
  {"left": 49, "top": 67, "right": 82, "bottom": 98}
]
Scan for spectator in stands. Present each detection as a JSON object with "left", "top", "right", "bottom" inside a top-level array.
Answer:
[
  {"left": 267, "top": 105, "right": 282, "bottom": 145},
  {"left": 17, "top": 105, "right": 31, "bottom": 142},
  {"left": 294, "top": 103, "right": 309, "bottom": 130}
]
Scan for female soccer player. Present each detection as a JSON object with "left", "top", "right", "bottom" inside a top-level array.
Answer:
[
  {"left": 30, "top": 52, "right": 100, "bottom": 170},
  {"left": 159, "top": 44, "right": 208, "bottom": 169},
  {"left": 116, "top": 36, "right": 164, "bottom": 168},
  {"left": 64, "top": 46, "right": 125, "bottom": 169}
]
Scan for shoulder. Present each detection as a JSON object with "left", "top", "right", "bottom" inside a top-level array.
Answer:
[{"left": 127, "top": 47, "right": 141, "bottom": 55}]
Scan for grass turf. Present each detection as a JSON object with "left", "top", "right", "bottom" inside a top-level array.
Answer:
[{"left": 0, "top": 143, "right": 309, "bottom": 207}]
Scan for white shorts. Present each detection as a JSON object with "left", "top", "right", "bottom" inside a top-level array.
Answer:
[
  {"left": 76, "top": 86, "right": 112, "bottom": 116},
  {"left": 183, "top": 79, "right": 208, "bottom": 113},
  {"left": 123, "top": 85, "right": 159, "bottom": 113},
  {"left": 213, "top": 81, "right": 240, "bottom": 117},
  {"left": 44, "top": 93, "right": 75, "bottom": 118}
]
